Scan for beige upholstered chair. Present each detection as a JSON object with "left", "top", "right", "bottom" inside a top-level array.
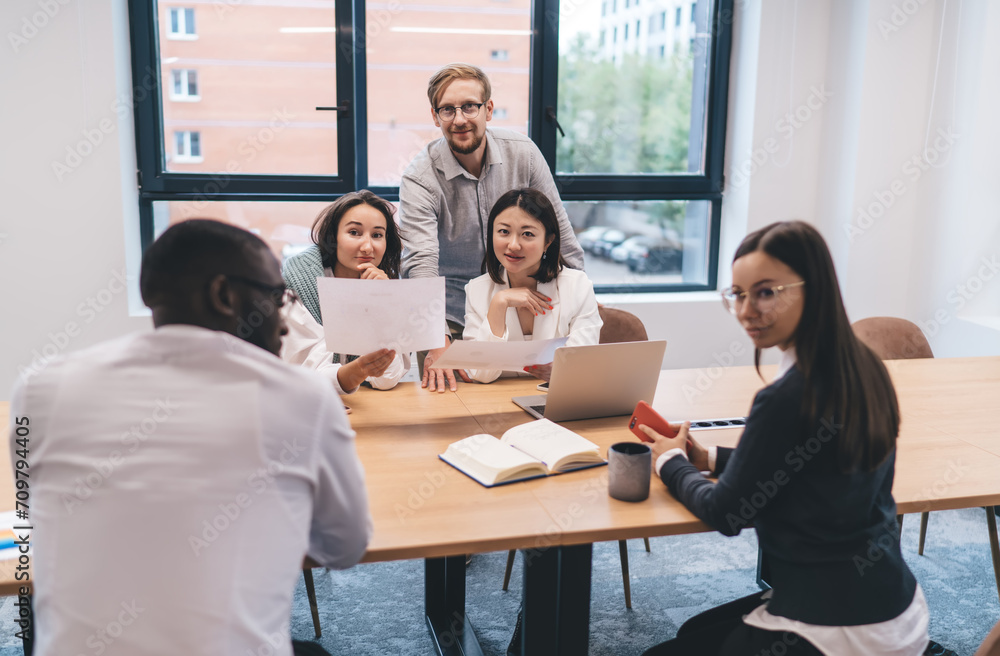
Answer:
[
  {"left": 853, "top": 317, "right": 1000, "bottom": 603},
  {"left": 502, "top": 306, "right": 652, "bottom": 609},
  {"left": 852, "top": 316, "right": 934, "bottom": 360},
  {"left": 852, "top": 317, "right": 933, "bottom": 545}
]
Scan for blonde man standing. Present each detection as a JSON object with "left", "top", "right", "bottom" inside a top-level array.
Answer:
[{"left": 400, "top": 63, "right": 585, "bottom": 392}]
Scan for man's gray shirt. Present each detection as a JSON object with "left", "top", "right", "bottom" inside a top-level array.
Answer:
[{"left": 399, "top": 127, "right": 585, "bottom": 326}]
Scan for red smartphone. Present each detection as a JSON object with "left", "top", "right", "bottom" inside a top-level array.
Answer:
[{"left": 629, "top": 401, "right": 678, "bottom": 442}]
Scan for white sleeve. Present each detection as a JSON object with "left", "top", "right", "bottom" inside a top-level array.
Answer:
[
  {"left": 279, "top": 301, "right": 355, "bottom": 395},
  {"left": 366, "top": 352, "right": 411, "bottom": 391},
  {"left": 462, "top": 280, "right": 506, "bottom": 383},
  {"left": 564, "top": 275, "right": 603, "bottom": 347},
  {"left": 655, "top": 448, "right": 688, "bottom": 476},
  {"left": 307, "top": 389, "right": 372, "bottom": 569}
]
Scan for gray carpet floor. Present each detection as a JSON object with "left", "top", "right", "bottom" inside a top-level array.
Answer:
[{"left": 0, "top": 507, "right": 996, "bottom": 655}]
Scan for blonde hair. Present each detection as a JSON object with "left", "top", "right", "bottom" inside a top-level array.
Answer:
[{"left": 427, "top": 63, "right": 492, "bottom": 109}]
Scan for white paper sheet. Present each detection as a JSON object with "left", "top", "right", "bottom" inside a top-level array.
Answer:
[
  {"left": 317, "top": 277, "right": 447, "bottom": 355},
  {"left": 431, "top": 337, "right": 568, "bottom": 371}
]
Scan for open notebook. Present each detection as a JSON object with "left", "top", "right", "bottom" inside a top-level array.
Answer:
[{"left": 439, "top": 419, "right": 606, "bottom": 487}]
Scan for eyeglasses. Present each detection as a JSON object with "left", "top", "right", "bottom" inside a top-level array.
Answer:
[
  {"left": 226, "top": 274, "right": 298, "bottom": 308},
  {"left": 720, "top": 280, "right": 804, "bottom": 316},
  {"left": 434, "top": 102, "right": 485, "bottom": 122}
]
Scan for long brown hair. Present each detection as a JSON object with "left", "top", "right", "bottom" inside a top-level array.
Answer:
[
  {"left": 311, "top": 190, "right": 402, "bottom": 278},
  {"left": 735, "top": 221, "right": 899, "bottom": 472}
]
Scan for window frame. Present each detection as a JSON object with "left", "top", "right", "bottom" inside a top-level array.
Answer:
[
  {"left": 130, "top": 0, "right": 733, "bottom": 295},
  {"left": 530, "top": 0, "right": 732, "bottom": 293},
  {"left": 129, "top": 0, "right": 362, "bottom": 249},
  {"left": 168, "top": 68, "right": 199, "bottom": 101},
  {"left": 172, "top": 130, "right": 202, "bottom": 163},
  {"left": 167, "top": 7, "right": 196, "bottom": 40}
]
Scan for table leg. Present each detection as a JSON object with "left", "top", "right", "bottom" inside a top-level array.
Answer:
[
  {"left": 425, "top": 556, "right": 484, "bottom": 656},
  {"left": 521, "top": 544, "right": 592, "bottom": 656}
]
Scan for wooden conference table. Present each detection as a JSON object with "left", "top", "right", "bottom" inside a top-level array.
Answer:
[
  {"left": 2, "top": 356, "right": 999, "bottom": 654},
  {"left": 349, "top": 355, "right": 1000, "bottom": 655}
]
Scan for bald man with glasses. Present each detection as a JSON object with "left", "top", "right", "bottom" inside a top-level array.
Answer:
[{"left": 398, "top": 62, "right": 586, "bottom": 393}]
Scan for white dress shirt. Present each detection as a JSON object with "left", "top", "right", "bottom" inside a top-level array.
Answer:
[
  {"left": 463, "top": 267, "right": 603, "bottom": 383},
  {"left": 280, "top": 299, "right": 411, "bottom": 395},
  {"left": 10, "top": 326, "right": 372, "bottom": 656}
]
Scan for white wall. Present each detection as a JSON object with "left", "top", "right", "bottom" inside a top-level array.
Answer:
[
  {"left": 2, "top": 0, "right": 998, "bottom": 395},
  {"left": 2, "top": 0, "right": 149, "bottom": 395}
]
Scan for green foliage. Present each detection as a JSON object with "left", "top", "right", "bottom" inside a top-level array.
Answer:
[
  {"left": 556, "top": 34, "right": 693, "bottom": 177},
  {"left": 556, "top": 34, "right": 694, "bottom": 233}
]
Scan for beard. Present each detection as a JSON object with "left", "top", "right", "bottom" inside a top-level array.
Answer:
[
  {"left": 447, "top": 128, "right": 483, "bottom": 155},
  {"left": 235, "top": 299, "right": 282, "bottom": 356}
]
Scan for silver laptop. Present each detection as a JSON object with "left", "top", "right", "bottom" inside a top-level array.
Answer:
[{"left": 513, "top": 340, "right": 667, "bottom": 422}]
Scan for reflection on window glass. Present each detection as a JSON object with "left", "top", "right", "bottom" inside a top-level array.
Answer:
[
  {"left": 566, "top": 200, "right": 711, "bottom": 287},
  {"left": 157, "top": 1, "right": 338, "bottom": 176},
  {"left": 557, "top": 0, "right": 712, "bottom": 175},
  {"left": 364, "top": 1, "right": 531, "bottom": 187},
  {"left": 152, "top": 200, "right": 354, "bottom": 264}
]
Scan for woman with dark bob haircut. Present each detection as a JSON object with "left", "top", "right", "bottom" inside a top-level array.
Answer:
[
  {"left": 462, "top": 188, "right": 602, "bottom": 384},
  {"left": 637, "top": 221, "right": 936, "bottom": 656},
  {"left": 280, "top": 190, "right": 410, "bottom": 393}
]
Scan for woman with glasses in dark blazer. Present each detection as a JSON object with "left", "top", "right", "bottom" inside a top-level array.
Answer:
[{"left": 637, "top": 221, "right": 937, "bottom": 656}]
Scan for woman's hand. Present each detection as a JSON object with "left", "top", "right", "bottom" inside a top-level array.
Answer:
[
  {"left": 357, "top": 263, "right": 389, "bottom": 280},
  {"left": 523, "top": 363, "right": 552, "bottom": 382},
  {"left": 337, "top": 348, "right": 396, "bottom": 391},
  {"left": 686, "top": 433, "right": 710, "bottom": 472},
  {"left": 500, "top": 288, "right": 552, "bottom": 316},
  {"left": 638, "top": 421, "right": 690, "bottom": 465}
]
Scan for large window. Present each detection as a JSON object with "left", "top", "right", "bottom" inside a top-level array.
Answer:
[{"left": 130, "top": 0, "right": 731, "bottom": 293}]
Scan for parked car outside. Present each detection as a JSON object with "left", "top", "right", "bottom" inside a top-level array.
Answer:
[
  {"left": 610, "top": 236, "right": 654, "bottom": 264},
  {"left": 626, "top": 238, "right": 682, "bottom": 273},
  {"left": 592, "top": 229, "right": 628, "bottom": 259}
]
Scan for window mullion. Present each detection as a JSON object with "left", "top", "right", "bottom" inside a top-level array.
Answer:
[
  {"left": 335, "top": 0, "right": 359, "bottom": 190},
  {"left": 530, "top": 0, "right": 560, "bottom": 174}
]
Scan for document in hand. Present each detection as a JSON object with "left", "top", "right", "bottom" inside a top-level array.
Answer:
[
  {"left": 316, "top": 277, "right": 446, "bottom": 355},
  {"left": 430, "top": 336, "right": 568, "bottom": 372},
  {"left": 439, "top": 418, "right": 606, "bottom": 487}
]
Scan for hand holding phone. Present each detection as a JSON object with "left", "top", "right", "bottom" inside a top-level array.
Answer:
[{"left": 628, "top": 401, "right": 678, "bottom": 443}]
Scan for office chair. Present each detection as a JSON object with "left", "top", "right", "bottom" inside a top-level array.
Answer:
[
  {"left": 853, "top": 316, "right": 1000, "bottom": 603},
  {"left": 302, "top": 558, "right": 322, "bottom": 638},
  {"left": 975, "top": 618, "right": 1000, "bottom": 656},
  {"left": 502, "top": 306, "right": 652, "bottom": 609}
]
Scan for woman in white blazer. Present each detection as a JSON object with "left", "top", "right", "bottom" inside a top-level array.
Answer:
[{"left": 463, "top": 188, "right": 602, "bottom": 383}]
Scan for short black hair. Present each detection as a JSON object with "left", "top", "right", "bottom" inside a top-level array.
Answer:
[
  {"left": 140, "top": 219, "right": 270, "bottom": 306},
  {"left": 484, "top": 188, "right": 565, "bottom": 284}
]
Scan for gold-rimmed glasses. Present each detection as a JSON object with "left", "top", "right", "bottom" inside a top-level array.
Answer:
[{"left": 720, "top": 280, "right": 805, "bottom": 316}]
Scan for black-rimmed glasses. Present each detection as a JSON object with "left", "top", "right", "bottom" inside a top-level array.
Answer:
[
  {"left": 226, "top": 274, "right": 298, "bottom": 308},
  {"left": 720, "top": 281, "right": 804, "bottom": 316},
  {"left": 434, "top": 102, "right": 485, "bottom": 122}
]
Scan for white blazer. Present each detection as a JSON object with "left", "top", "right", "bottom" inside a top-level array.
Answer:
[{"left": 463, "top": 267, "right": 603, "bottom": 383}]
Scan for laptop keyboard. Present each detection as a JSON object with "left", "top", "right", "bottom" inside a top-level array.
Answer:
[{"left": 530, "top": 405, "right": 547, "bottom": 415}]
